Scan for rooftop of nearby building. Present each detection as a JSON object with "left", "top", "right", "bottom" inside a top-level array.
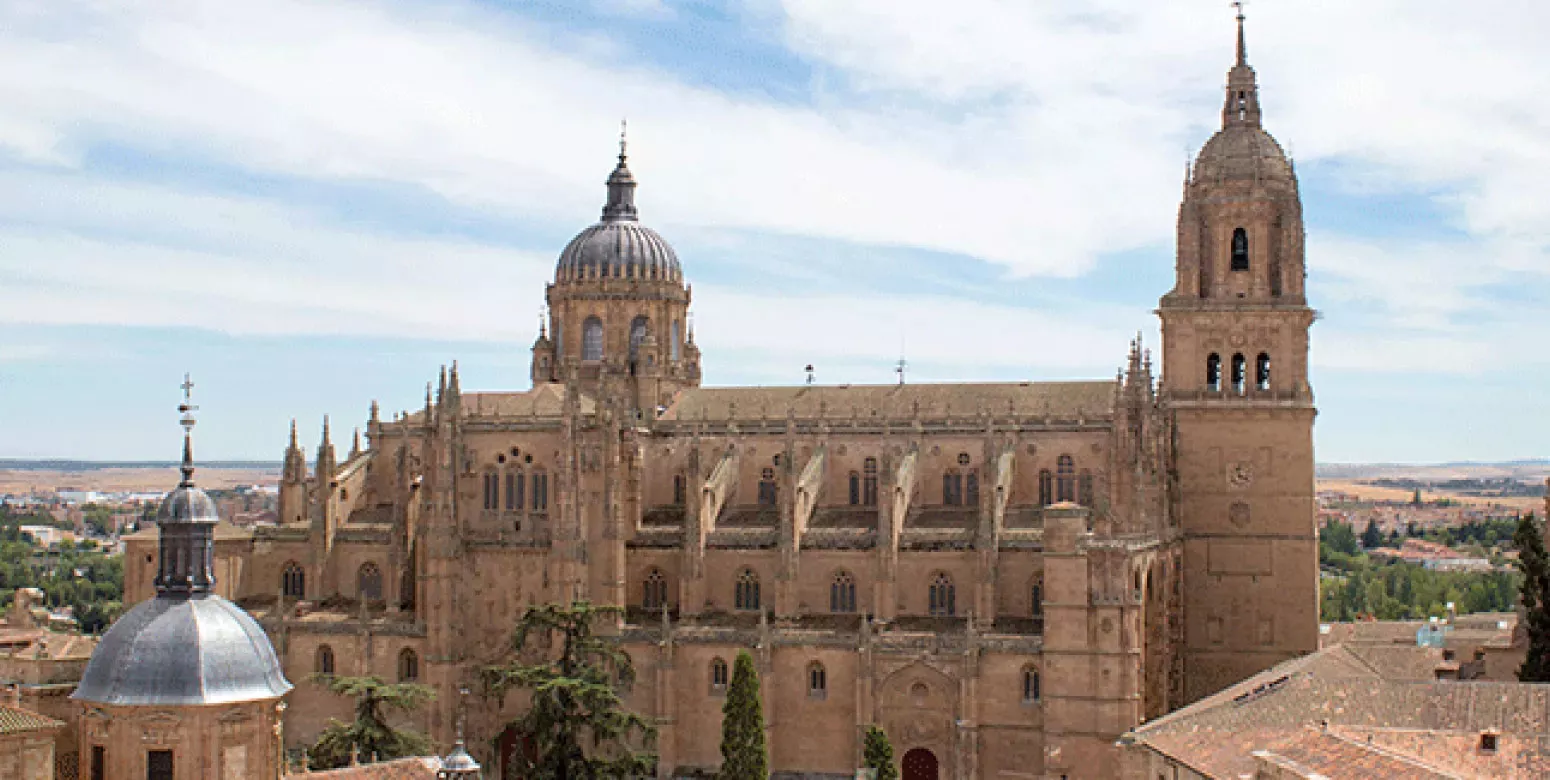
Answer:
[
  {"left": 1121, "top": 643, "right": 1550, "bottom": 778},
  {"left": 0, "top": 701, "right": 64, "bottom": 736}
]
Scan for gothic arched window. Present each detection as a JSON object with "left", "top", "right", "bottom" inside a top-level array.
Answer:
[
  {"left": 357, "top": 562, "right": 383, "bottom": 602},
  {"left": 316, "top": 645, "right": 335, "bottom": 675},
  {"left": 483, "top": 472, "right": 498, "bottom": 510},
  {"left": 1022, "top": 666, "right": 1041, "bottom": 702},
  {"left": 710, "top": 658, "right": 729, "bottom": 693},
  {"left": 735, "top": 569, "right": 761, "bottom": 612},
  {"left": 863, "top": 458, "right": 879, "bottom": 506},
  {"left": 398, "top": 648, "right": 419, "bottom": 682},
  {"left": 848, "top": 472, "right": 861, "bottom": 505},
  {"left": 281, "top": 561, "right": 305, "bottom": 599},
  {"left": 1039, "top": 469, "right": 1053, "bottom": 507},
  {"left": 531, "top": 471, "right": 549, "bottom": 512},
  {"left": 582, "top": 316, "right": 604, "bottom": 361},
  {"left": 671, "top": 319, "right": 682, "bottom": 362},
  {"left": 808, "top": 662, "right": 827, "bottom": 699},
  {"left": 942, "top": 471, "right": 963, "bottom": 506},
  {"left": 1256, "top": 352, "right": 1271, "bottom": 391},
  {"left": 928, "top": 572, "right": 955, "bottom": 616},
  {"left": 629, "top": 315, "right": 649, "bottom": 362},
  {"left": 1231, "top": 227, "right": 1249, "bottom": 271},
  {"left": 1056, "top": 456, "right": 1076, "bottom": 503},
  {"left": 831, "top": 571, "right": 857, "bottom": 613},
  {"left": 643, "top": 568, "right": 668, "bottom": 611},
  {"left": 1231, "top": 353, "right": 1247, "bottom": 395},
  {"left": 1207, "top": 353, "right": 1222, "bottom": 392},
  {"left": 1031, "top": 576, "right": 1044, "bottom": 618},
  {"left": 758, "top": 468, "right": 778, "bottom": 506}
]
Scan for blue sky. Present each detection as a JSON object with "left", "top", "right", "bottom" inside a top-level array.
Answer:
[{"left": 1, "top": 0, "right": 1547, "bottom": 463}]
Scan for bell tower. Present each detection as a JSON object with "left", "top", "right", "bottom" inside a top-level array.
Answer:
[{"left": 1159, "top": 9, "right": 1318, "bottom": 703}]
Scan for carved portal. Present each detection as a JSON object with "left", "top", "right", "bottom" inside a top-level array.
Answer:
[{"left": 877, "top": 662, "right": 956, "bottom": 780}]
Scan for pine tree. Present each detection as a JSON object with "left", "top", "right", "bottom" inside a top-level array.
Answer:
[
  {"left": 306, "top": 676, "right": 435, "bottom": 769},
  {"left": 483, "top": 602, "right": 656, "bottom": 780},
  {"left": 719, "top": 651, "right": 768, "bottom": 780},
  {"left": 862, "top": 726, "right": 898, "bottom": 780},
  {"left": 1361, "top": 518, "right": 1383, "bottom": 550},
  {"left": 1514, "top": 514, "right": 1550, "bottom": 682}
]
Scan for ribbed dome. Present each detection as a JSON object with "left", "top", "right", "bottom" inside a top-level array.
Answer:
[
  {"left": 1193, "top": 125, "right": 1293, "bottom": 185},
  {"left": 556, "top": 220, "right": 682, "bottom": 283},
  {"left": 157, "top": 483, "right": 219, "bottom": 524},
  {"left": 72, "top": 592, "right": 292, "bottom": 706}
]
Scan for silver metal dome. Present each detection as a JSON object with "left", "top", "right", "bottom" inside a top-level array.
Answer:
[
  {"left": 556, "top": 221, "right": 682, "bottom": 283},
  {"left": 72, "top": 592, "right": 292, "bottom": 706}
]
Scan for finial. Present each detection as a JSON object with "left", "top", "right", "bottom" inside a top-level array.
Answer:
[
  {"left": 178, "top": 373, "right": 198, "bottom": 487},
  {"left": 289, "top": 418, "right": 299, "bottom": 449},
  {"left": 620, "top": 118, "right": 628, "bottom": 161},
  {"left": 369, "top": 399, "right": 380, "bottom": 425},
  {"left": 351, "top": 427, "right": 362, "bottom": 457},
  {"left": 1234, "top": 1, "right": 1248, "bottom": 67},
  {"left": 449, "top": 360, "right": 460, "bottom": 395},
  {"left": 321, "top": 415, "right": 332, "bottom": 447}
]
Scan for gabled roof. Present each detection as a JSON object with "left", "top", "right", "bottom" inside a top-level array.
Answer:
[
  {"left": 659, "top": 381, "right": 1116, "bottom": 423},
  {"left": 0, "top": 702, "right": 63, "bottom": 735}
]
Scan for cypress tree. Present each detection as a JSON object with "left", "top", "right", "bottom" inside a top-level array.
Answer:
[
  {"left": 719, "top": 651, "right": 768, "bottom": 780},
  {"left": 1361, "top": 518, "right": 1383, "bottom": 550},
  {"left": 1514, "top": 513, "right": 1550, "bottom": 682},
  {"left": 862, "top": 726, "right": 898, "bottom": 780}
]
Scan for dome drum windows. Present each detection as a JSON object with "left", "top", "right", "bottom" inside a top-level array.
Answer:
[{"left": 581, "top": 316, "right": 604, "bottom": 362}]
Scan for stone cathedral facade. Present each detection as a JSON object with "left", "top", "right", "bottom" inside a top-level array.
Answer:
[{"left": 126, "top": 19, "right": 1318, "bottom": 780}]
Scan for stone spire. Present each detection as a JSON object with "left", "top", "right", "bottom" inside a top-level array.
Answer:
[
  {"left": 316, "top": 416, "right": 336, "bottom": 482},
  {"left": 283, "top": 419, "right": 306, "bottom": 483},
  {"left": 155, "top": 375, "right": 219, "bottom": 595},
  {"left": 1223, "top": 3, "right": 1262, "bottom": 128},
  {"left": 601, "top": 119, "right": 638, "bottom": 223}
]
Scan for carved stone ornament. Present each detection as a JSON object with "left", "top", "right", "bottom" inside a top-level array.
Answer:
[
  {"left": 1229, "top": 501, "right": 1251, "bottom": 528},
  {"left": 1227, "top": 461, "right": 1254, "bottom": 489}
]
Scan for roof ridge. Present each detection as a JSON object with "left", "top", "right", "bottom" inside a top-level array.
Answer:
[{"left": 1321, "top": 728, "right": 1473, "bottom": 779}]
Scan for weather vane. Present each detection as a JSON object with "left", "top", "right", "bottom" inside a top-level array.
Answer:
[
  {"left": 620, "top": 118, "right": 628, "bottom": 158},
  {"left": 1233, "top": 0, "right": 1245, "bottom": 21}
]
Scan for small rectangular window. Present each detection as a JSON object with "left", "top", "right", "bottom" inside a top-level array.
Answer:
[
  {"left": 91, "top": 746, "right": 105, "bottom": 780},
  {"left": 147, "top": 749, "right": 174, "bottom": 780}
]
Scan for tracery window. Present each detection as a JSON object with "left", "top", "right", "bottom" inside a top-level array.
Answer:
[
  {"left": 1078, "top": 470, "right": 1094, "bottom": 507},
  {"left": 808, "top": 662, "right": 827, "bottom": 699},
  {"left": 735, "top": 569, "right": 761, "bottom": 611},
  {"left": 282, "top": 561, "right": 305, "bottom": 599},
  {"left": 1231, "top": 227, "right": 1250, "bottom": 271},
  {"left": 1256, "top": 352, "right": 1271, "bottom": 391},
  {"left": 1038, "top": 470, "right": 1053, "bottom": 507},
  {"left": 928, "top": 572, "right": 955, "bottom": 617},
  {"left": 582, "top": 316, "right": 604, "bottom": 361},
  {"left": 532, "top": 472, "right": 549, "bottom": 512},
  {"left": 1022, "top": 666, "right": 1041, "bottom": 703},
  {"left": 1231, "top": 353, "right": 1247, "bottom": 395},
  {"left": 316, "top": 644, "right": 335, "bottom": 675},
  {"left": 1207, "top": 353, "right": 1222, "bottom": 392},
  {"left": 848, "top": 472, "right": 861, "bottom": 505},
  {"left": 758, "top": 468, "right": 778, "bottom": 506},
  {"left": 1056, "top": 455, "right": 1076, "bottom": 503},
  {"left": 830, "top": 571, "right": 857, "bottom": 613},
  {"left": 710, "top": 658, "right": 729, "bottom": 693},
  {"left": 863, "top": 458, "right": 878, "bottom": 506},
  {"left": 357, "top": 562, "right": 383, "bottom": 602},
  {"left": 643, "top": 568, "right": 668, "bottom": 611},
  {"left": 398, "top": 648, "right": 419, "bottom": 682}
]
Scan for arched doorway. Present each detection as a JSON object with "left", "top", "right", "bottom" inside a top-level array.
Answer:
[{"left": 902, "top": 748, "right": 939, "bottom": 780}]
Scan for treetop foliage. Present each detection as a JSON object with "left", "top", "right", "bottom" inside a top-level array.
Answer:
[
  {"left": 719, "top": 651, "right": 768, "bottom": 780},
  {"left": 306, "top": 674, "right": 436, "bottom": 770}
]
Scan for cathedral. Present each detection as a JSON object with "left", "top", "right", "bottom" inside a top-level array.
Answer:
[{"left": 124, "top": 15, "right": 1318, "bottom": 780}]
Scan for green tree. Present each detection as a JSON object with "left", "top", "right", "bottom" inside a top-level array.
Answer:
[
  {"left": 1514, "top": 514, "right": 1550, "bottom": 682},
  {"left": 719, "top": 651, "right": 768, "bottom": 780},
  {"left": 1361, "top": 519, "right": 1383, "bottom": 550},
  {"left": 482, "top": 602, "right": 655, "bottom": 780},
  {"left": 862, "top": 726, "right": 898, "bottom": 780},
  {"left": 307, "top": 675, "right": 435, "bottom": 769},
  {"left": 1321, "top": 520, "right": 1359, "bottom": 559}
]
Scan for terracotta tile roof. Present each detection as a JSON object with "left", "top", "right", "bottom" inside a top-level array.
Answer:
[
  {"left": 659, "top": 381, "right": 1117, "bottom": 422},
  {"left": 285, "top": 757, "right": 443, "bottom": 779},
  {"left": 456, "top": 384, "right": 592, "bottom": 419},
  {"left": 0, "top": 702, "right": 64, "bottom": 735},
  {"left": 1124, "top": 645, "right": 1550, "bottom": 779},
  {"left": 1253, "top": 728, "right": 1459, "bottom": 779}
]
